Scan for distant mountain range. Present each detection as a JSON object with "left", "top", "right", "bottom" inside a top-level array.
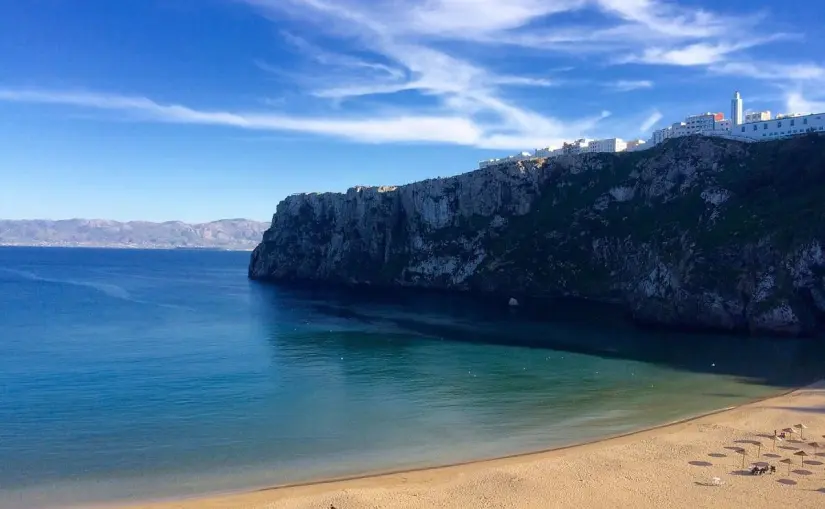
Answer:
[{"left": 0, "top": 218, "right": 270, "bottom": 251}]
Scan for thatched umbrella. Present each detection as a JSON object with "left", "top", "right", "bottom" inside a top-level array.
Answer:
[
  {"left": 794, "top": 450, "right": 809, "bottom": 468},
  {"left": 809, "top": 442, "right": 821, "bottom": 456},
  {"left": 772, "top": 435, "right": 784, "bottom": 451},
  {"left": 737, "top": 448, "right": 748, "bottom": 468},
  {"left": 753, "top": 440, "right": 763, "bottom": 458},
  {"left": 794, "top": 423, "right": 808, "bottom": 440},
  {"left": 780, "top": 458, "right": 793, "bottom": 475}
]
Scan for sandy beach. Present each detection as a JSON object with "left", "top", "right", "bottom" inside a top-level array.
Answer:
[{"left": 116, "top": 383, "right": 825, "bottom": 509}]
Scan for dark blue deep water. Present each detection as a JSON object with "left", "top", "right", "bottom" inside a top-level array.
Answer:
[{"left": 1, "top": 247, "right": 823, "bottom": 508}]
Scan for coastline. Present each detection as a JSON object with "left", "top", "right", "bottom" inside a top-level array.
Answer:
[
  {"left": 0, "top": 244, "right": 255, "bottom": 252},
  {"left": 107, "top": 381, "right": 825, "bottom": 509}
]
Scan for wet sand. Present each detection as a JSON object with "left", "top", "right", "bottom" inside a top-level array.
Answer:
[{"left": 115, "top": 382, "right": 825, "bottom": 509}]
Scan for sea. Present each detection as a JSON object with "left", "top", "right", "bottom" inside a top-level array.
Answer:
[{"left": 1, "top": 246, "right": 824, "bottom": 508}]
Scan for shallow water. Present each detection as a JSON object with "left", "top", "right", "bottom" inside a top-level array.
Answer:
[{"left": 0, "top": 247, "right": 822, "bottom": 508}]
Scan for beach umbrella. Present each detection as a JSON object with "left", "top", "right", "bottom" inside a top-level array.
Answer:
[
  {"left": 780, "top": 458, "right": 792, "bottom": 475},
  {"left": 785, "top": 428, "right": 799, "bottom": 442},
  {"left": 772, "top": 435, "right": 783, "bottom": 451},
  {"left": 753, "top": 440, "right": 763, "bottom": 458},
  {"left": 737, "top": 449, "right": 748, "bottom": 468},
  {"left": 809, "top": 442, "right": 820, "bottom": 455},
  {"left": 794, "top": 423, "right": 807, "bottom": 440},
  {"left": 794, "top": 450, "right": 808, "bottom": 468}
]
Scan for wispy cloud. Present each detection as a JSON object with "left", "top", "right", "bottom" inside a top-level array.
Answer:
[
  {"left": 236, "top": 0, "right": 786, "bottom": 147},
  {"left": 618, "top": 35, "right": 789, "bottom": 66},
  {"left": 2, "top": 0, "right": 815, "bottom": 151},
  {"left": 639, "top": 110, "right": 663, "bottom": 132},
  {"left": 230, "top": 0, "right": 616, "bottom": 148},
  {"left": 0, "top": 89, "right": 483, "bottom": 145},
  {"left": 0, "top": 88, "right": 610, "bottom": 150},
  {"left": 711, "top": 61, "right": 825, "bottom": 81},
  {"left": 608, "top": 80, "right": 654, "bottom": 92}
]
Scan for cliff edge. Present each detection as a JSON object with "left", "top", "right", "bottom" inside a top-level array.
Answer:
[{"left": 249, "top": 135, "right": 825, "bottom": 336}]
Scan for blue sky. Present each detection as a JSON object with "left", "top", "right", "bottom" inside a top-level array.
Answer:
[{"left": 1, "top": 0, "right": 824, "bottom": 222}]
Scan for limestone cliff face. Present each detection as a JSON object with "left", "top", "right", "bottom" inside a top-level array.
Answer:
[{"left": 250, "top": 135, "right": 825, "bottom": 336}]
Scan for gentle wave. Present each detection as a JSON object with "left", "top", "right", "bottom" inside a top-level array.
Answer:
[{"left": 0, "top": 267, "right": 192, "bottom": 310}]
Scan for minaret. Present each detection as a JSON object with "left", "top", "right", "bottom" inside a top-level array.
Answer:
[{"left": 731, "top": 91, "right": 743, "bottom": 125}]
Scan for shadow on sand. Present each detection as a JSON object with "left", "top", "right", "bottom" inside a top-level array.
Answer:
[
  {"left": 689, "top": 461, "right": 713, "bottom": 467},
  {"left": 769, "top": 406, "right": 825, "bottom": 414},
  {"left": 792, "top": 469, "right": 814, "bottom": 476}
]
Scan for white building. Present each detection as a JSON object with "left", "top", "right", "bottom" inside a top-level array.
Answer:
[
  {"left": 560, "top": 138, "right": 591, "bottom": 155},
  {"left": 745, "top": 111, "right": 771, "bottom": 122},
  {"left": 478, "top": 151, "right": 534, "bottom": 169},
  {"left": 652, "top": 111, "right": 731, "bottom": 146},
  {"left": 714, "top": 119, "right": 732, "bottom": 132},
  {"left": 583, "top": 137, "right": 627, "bottom": 153},
  {"left": 652, "top": 120, "right": 690, "bottom": 144},
  {"left": 653, "top": 124, "right": 675, "bottom": 145},
  {"left": 685, "top": 112, "right": 723, "bottom": 133},
  {"left": 731, "top": 91, "right": 744, "bottom": 125},
  {"left": 479, "top": 90, "right": 823, "bottom": 169},
  {"left": 731, "top": 112, "right": 825, "bottom": 141},
  {"left": 625, "top": 139, "right": 647, "bottom": 151},
  {"left": 535, "top": 146, "right": 562, "bottom": 158},
  {"left": 776, "top": 112, "right": 808, "bottom": 120}
]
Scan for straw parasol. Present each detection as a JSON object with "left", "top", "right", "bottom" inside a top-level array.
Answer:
[
  {"left": 809, "top": 442, "right": 821, "bottom": 456},
  {"left": 737, "top": 449, "right": 748, "bottom": 468},
  {"left": 780, "top": 458, "right": 792, "bottom": 475},
  {"left": 753, "top": 440, "right": 763, "bottom": 458},
  {"left": 794, "top": 423, "right": 807, "bottom": 440},
  {"left": 772, "top": 435, "right": 783, "bottom": 451},
  {"left": 794, "top": 450, "right": 809, "bottom": 468}
]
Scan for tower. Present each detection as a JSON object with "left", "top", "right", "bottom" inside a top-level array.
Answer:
[{"left": 731, "top": 91, "right": 743, "bottom": 126}]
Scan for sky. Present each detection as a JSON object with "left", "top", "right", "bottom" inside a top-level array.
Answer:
[{"left": 1, "top": 0, "right": 824, "bottom": 222}]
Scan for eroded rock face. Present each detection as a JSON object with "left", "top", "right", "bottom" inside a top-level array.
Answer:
[{"left": 250, "top": 135, "right": 825, "bottom": 337}]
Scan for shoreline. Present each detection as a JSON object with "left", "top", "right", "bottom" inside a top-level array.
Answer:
[
  {"left": 249, "top": 389, "right": 787, "bottom": 492},
  {"left": 0, "top": 244, "right": 255, "bottom": 252},
  {"left": 106, "top": 381, "right": 825, "bottom": 509}
]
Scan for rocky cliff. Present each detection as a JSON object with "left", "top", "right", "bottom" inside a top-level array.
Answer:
[{"left": 249, "top": 135, "right": 825, "bottom": 336}]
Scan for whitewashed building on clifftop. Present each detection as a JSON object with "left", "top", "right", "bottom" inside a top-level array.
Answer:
[
  {"left": 745, "top": 111, "right": 772, "bottom": 122},
  {"left": 625, "top": 139, "right": 647, "bottom": 151},
  {"left": 652, "top": 112, "right": 728, "bottom": 144},
  {"left": 480, "top": 138, "right": 629, "bottom": 168},
  {"left": 731, "top": 112, "right": 825, "bottom": 140},
  {"left": 731, "top": 91, "right": 744, "bottom": 126},
  {"left": 585, "top": 137, "right": 627, "bottom": 153},
  {"left": 478, "top": 151, "right": 533, "bottom": 169},
  {"left": 476, "top": 90, "right": 825, "bottom": 169}
]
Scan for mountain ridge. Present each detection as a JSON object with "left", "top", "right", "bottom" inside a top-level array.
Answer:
[{"left": 0, "top": 218, "right": 269, "bottom": 251}]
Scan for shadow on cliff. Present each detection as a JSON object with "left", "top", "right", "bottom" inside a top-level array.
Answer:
[{"left": 248, "top": 282, "right": 825, "bottom": 389}]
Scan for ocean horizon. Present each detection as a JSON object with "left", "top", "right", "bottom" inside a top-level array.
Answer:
[{"left": 1, "top": 246, "right": 824, "bottom": 508}]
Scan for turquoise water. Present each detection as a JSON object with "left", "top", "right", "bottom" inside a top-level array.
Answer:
[{"left": 1, "top": 247, "right": 823, "bottom": 508}]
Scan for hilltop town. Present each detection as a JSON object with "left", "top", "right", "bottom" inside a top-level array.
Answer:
[{"left": 479, "top": 91, "right": 825, "bottom": 169}]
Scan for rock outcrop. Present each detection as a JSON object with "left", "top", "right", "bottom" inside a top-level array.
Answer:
[{"left": 249, "top": 135, "right": 825, "bottom": 336}]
